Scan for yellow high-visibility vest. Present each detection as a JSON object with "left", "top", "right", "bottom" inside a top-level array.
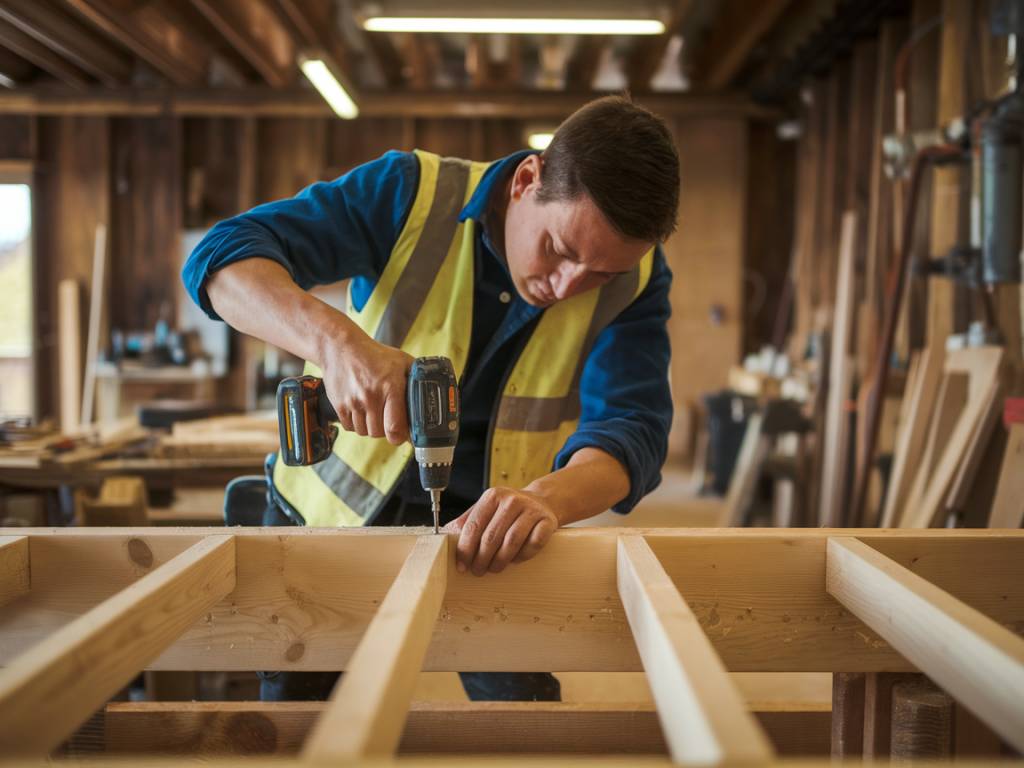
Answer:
[{"left": 273, "top": 150, "right": 653, "bottom": 526}]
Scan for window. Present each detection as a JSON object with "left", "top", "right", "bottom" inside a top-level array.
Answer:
[{"left": 0, "top": 166, "right": 34, "bottom": 420}]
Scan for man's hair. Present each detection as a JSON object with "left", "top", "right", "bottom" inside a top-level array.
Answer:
[{"left": 536, "top": 95, "right": 680, "bottom": 243}]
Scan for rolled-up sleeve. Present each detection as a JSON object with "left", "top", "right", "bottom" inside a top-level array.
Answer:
[
  {"left": 182, "top": 150, "right": 419, "bottom": 320},
  {"left": 554, "top": 248, "right": 673, "bottom": 513}
]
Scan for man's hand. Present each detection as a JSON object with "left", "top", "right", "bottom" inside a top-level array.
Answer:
[
  {"left": 444, "top": 487, "right": 559, "bottom": 575},
  {"left": 321, "top": 332, "right": 414, "bottom": 445}
]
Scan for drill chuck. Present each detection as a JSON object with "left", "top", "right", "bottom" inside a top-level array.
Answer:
[{"left": 415, "top": 446, "right": 455, "bottom": 491}]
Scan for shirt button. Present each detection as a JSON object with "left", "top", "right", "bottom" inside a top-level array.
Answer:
[{"left": 499, "top": 291, "right": 512, "bottom": 304}]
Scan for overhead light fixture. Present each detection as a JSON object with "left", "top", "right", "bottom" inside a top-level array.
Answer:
[
  {"left": 299, "top": 54, "right": 359, "bottom": 119},
  {"left": 363, "top": 17, "right": 664, "bottom": 34},
  {"left": 527, "top": 132, "right": 555, "bottom": 150}
]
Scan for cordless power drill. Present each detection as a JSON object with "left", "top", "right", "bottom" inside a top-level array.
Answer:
[{"left": 276, "top": 356, "right": 460, "bottom": 533}]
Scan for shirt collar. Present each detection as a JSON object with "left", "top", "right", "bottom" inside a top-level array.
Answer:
[{"left": 458, "top": 149, "right": 537, "bottom": 225}]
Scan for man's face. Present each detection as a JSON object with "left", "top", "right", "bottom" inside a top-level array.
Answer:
[{"left": 503, "top": 155, "right": 653, "bottom": 307}]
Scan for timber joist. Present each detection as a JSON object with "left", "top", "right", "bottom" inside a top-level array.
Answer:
[{"left": 0, "top": 526, "right": 1021, "bottom": 762}]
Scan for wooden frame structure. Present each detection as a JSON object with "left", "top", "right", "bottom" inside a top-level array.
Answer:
[{"left": 0, "top": 527, "right": 1022, "bottom": 763}]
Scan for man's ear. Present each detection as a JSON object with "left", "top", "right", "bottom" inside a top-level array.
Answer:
[{"left": 510, "top": 154, "right": 543, "bottom": 200}]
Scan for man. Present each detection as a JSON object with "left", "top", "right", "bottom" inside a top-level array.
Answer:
[{"left": 184, "top": 95, "right": 679, "bottom": 702}]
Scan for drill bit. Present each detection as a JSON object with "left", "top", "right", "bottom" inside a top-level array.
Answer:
[{"left": 430, "top": 489, "right": 441, "bottom": 534}]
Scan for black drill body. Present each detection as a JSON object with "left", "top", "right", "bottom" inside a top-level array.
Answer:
[{"left": 276, "top": 356, "right": 460, "bottom": 531}]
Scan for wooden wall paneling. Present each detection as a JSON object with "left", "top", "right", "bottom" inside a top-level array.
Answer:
[
  {"left": 663, "top": 117, "right": 748, "bottom": 449},
  {"left": 415, "top": 119, "right": 475, "bottom": 161},
  {"left": 898, "top": 0, "right": 941, "bottom": 355},
  {"left": 0, "top": 115, "right": 35, "bottom": 159},
  {"left": 616, "top": 535, "right": 775, "bottom": 764},
  {"left": 33, "top": 116, "right": 110, "bottom": 422},
  {"left": 817, "top": 63, "right": 851, "bottom": 313},
  {"left": 257, "top": 118, "right": 327, "bottom": 203},
  {"left": 744, "top": 120, "right": 796, "bottom": 354},
  {"left": 0, "top": 535, "right": 236, "bottom": 757},
  {"left": 862, "top": 21, "right": 903, "bottom": 370},
  {"left": 325, "top": 117, "right": 413, "bottom": 178},
  {"left": 481, "top": 119, "right": 527, "bottom": 160},
  {"left": 826, "top": 537, "right": 1024, "bottom": 752},
  {"left": 110, "top": 117, "right": 182, "bottom": 332},
  {"left": 926, "top": 0, "right": 972, "bottom": 347}
]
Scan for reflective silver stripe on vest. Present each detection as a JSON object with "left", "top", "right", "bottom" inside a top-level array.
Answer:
[
  {"left": 496, "top": 266, "right": 642, "bottom": 432},
  {"left": 375, "top": 157, "right": 472, "bottom": 348},
  {"left": 312, "top": 157, "right": 472, "bottom": 516},
  {"left": 311, "top": 451, "right": 386, "bottom": 518}
]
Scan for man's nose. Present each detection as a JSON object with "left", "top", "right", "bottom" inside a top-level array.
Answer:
[{"left": 553, "top": 262, "right": 587, "bottom": 300}]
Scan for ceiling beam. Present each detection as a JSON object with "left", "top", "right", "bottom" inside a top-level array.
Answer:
[
  {"left": 271, "top": 0, "right": 361, "bottom": 96},
  {"left": 0, "top": 0, "right": 131, "bottom": 87},
  {"left": 0, "top": 46, "right": 36, "bottom": 87},
  {"left": 692, "top": 0, "right": 795, "bottom": 90},
  {"left": 188, "top": 0, "right": 296, "bottom": 88},
  {"left": 626, "top": 0, "right": 695, "bottom": 92},
  {"left": 0, "top": 17, "right": 90, "bottom": 88},
  {"left": 0, "top": 86, "right": 780, "bottom": 120},
  {"left": 62, "top": 0, "right": 208, "bottom": 86}
]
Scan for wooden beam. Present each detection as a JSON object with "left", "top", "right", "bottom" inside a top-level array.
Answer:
[
  {"left": 692, "top": 0, "right": 793, "bottom": 90},
  {"left": 188, "top": 0, "right": 295, "bottom": 88},
  {"left": 616, "top": 535, "right": 774, "bottom": 764},
  {"left": 626, "top": 0, "right": 693, "bottom": 92},
  {"left": 0, "top": 535, "right": 235, "bottom": 757},
  {"left": 0, "top": 0, "right": 131, "bottom": 86},
  {"left": 826, "top": 537, "right": 1024, "bottom": 752},
  {"left": 903, "top": 346, "right": 1004, "bottom": 528},
  {"left": 105, "top": 699, "right": 831, "bottom": 756},
  {"left": 62, "top": 0, "right": 207, "bottom": 86},
  {"left": 1, "top": 529, "right": 1022, "bottom": 674},
  {"left": 302, "top": 535, "right": 448, "bottom": 760},
  {"left": 0, "top": 87, "right": 775, "bottom": 119},
  {"left": 990, "top": 422, "right": 1024, "bottom": 528},
  {"left": 0, "top": 17, "right": 89, "bottom": 88},
  {"left": 0, "top": 536, "right": 29, "bottom": 608},
  {"left": 362, "top": 32, "right": 405, "bottom": 89}
]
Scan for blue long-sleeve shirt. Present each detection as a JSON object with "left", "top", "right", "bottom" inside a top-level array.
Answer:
[{"left": 183, "top": 150, "right": 673, "bottom": 514}]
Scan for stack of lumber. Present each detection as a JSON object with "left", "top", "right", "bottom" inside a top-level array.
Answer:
[
  {"left": 0, "top": 418, "right": 149, "bottom": 470},
  {"left": 157, "top": 412, "right": 278, "bottom": 459}
]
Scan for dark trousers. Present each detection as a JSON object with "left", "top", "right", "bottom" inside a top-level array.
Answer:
[{"left": 257, "top": 495, "right": 560, "bottom": 702}]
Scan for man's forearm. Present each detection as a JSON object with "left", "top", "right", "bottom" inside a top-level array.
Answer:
[
  {"left": 205, "top": 258, "right": 356, "bottom": 367},
  {"left": 524, "top": 447, "right": 630, "bottom": 526}
]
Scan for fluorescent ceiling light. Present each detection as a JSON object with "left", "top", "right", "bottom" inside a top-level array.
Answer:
[
  {"left": 299, "top": 57, "right": 359, "bottom": 119},
  {"left": 527, "top": 132, "right": 554, "bottom": 150},
  {"left": 363, "top": 17, "right": 665, "bottom": 35}
]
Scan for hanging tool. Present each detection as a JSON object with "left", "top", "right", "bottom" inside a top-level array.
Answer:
[{"left": 276, "top": 356, "right": 460, "bottom": 533}]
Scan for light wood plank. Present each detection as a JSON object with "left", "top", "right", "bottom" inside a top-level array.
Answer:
[
  {"left": 819, "top": 212, "right": 858, "bottom": 527},
  {"left": 720, "top": 413, "right": 767, "bottom": 526},
  {"left": 302, "top": 534, "right": 448, "bottom": 760},
  {"left": 616, "top": 535, "right": 774, "bottom": 764},
  {"left": 0, "top": 535, "right": 235, "bottom": 756},
  {"left": 1, "top": 528, "right": 1023, "bottom": 674},
  {"left": 826, "top": 537, "right": 1024, "bottom": 751},
  {"left": 989, "top": 422, "right": 1024, "bottom": 528},
  {"left": 880, "top": 347, "right": 943, "bottom": 527},
  {"left": 905, "top": 347, "right": 1004, "bottom": 528},
  {"left": 0, "top": 535, "right": 29, "bottom": 607}
]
